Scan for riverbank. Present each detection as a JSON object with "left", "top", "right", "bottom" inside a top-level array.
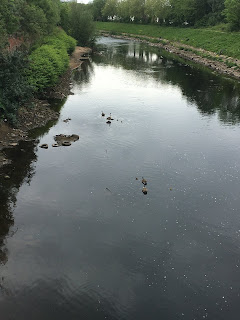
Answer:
[
  {"left": 100, "top": 31, "right": 240, "bottom": 81},
  {"left": 0, "top": 46, "right": 91, "bottom": 168},
  {"left": 95, "top": 22, "right": 240, "bottom": 81}
]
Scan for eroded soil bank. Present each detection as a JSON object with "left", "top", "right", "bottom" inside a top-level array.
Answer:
[
  {"left": 0, "top": 46, "right": 91, "bottom": 168},
  {"left": 100, "top": 32, "right": 240, "bottom": 81}
]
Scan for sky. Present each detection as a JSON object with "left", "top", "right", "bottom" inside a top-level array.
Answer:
[{"left": 77, "top": 0, "right": 91, "bottom": 3}]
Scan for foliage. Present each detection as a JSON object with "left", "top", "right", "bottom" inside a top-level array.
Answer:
[
  {"left": 60, "top": 3, "right": 95, "bottom": 46},
  {"left": 102, "top": 0, "right": 118, "bottom": 19},
  {"left": 224, "top": 0, "right": 240, "bottom": 31},
  {"left": 0, "top": 1, "right": 77, "bottom": 123},
  {"left": 28, "top": 0, "right": 61, "bottom": 33},
  {"left": 28, "top": 29, "right": 75, "bottom": 91},
  {"left": 43, "top": 29, "right": 76, "bottom": 54},
  {"left": 0, "top": 51, "right": 32, "bottom": 124},
  {"left": 91, "top": 0, "right": 226, "bottom": 27},
  {"left": 19, "top": 3, "right": 48, "bottom": 40},
  {"left": 90, "top": 0, "right": 107, "bottom": 21}
]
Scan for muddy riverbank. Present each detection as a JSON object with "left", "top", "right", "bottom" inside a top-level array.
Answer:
[
  {"left": 0, "top": 46, "right": 91, "bottom": 168},
  {"left": 100, "top": 31, "right": 240, "bottom": 81}
]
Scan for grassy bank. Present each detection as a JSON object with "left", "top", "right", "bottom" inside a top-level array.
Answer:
[{"left": 95, "top": 22, "right": 240, "bottom": 59}]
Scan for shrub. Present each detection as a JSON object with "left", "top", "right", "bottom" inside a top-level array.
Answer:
[
  {"left": 0, "top": 51, "right": 32, "bottom": 124},
  {"left": 43, "top": 29, "right": 76, "bottom": 54},
  {"left": 28, "top": 44, "right": 69, "bottom": 91},
  {"left": 28, "top": 29, "right": 76, "bottom": 92}
]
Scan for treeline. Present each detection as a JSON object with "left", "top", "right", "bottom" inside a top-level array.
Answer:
[
  {"left": 90, "top": 0, "right": 240, "bottom": 30},
  {"left": 0, "top": 0, "right": 95, "bottom": 123}
]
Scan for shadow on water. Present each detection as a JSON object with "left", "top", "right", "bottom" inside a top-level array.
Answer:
[
  {"left": 72, "top": 61, "right": 94, "bottom": 88},
  {"left": 0, "top": 141, "right": 38, "bottom": 264},
  {"left": 0, "top": 98, "right": 65, "bottom": 265},
  {"left": 94, "top": 39, "right": 240, "bottom": 124}
]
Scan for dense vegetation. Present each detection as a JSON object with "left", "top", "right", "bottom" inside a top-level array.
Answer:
[
  {"left": 90, "top": 0, "right": 240, "bottom": 31},
  {"left": 0, "top": 0, "right": 95, "bottom": 124}
]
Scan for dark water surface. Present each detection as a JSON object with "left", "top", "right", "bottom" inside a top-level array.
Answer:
[{"left": 0, "top": 37, "right": 240, "bottom": 319}]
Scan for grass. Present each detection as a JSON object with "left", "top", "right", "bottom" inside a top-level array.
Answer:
[{"left": 95, "top": 22, "right": 240, "bottom": 59}]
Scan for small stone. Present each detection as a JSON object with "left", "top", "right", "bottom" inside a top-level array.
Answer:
[
  {"left": 39, "top": 144, "right": 48, "bottom": 149},
  {"left": 62, "top": 141, "right": 71, "bottom": 146}
]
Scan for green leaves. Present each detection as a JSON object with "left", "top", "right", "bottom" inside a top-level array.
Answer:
[
  {"left": 224, "top": 0, "right": 240, "bottom": 30},
  {"left": 28, "top": 29, "right": 76, "bottom": 91},
  {"left": 0, "top": 51, "right": 32, "bottom": 124}
]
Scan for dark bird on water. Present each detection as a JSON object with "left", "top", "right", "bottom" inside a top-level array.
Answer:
[{"left": 142, "top": 187, "right": 148, "bottom": 194}]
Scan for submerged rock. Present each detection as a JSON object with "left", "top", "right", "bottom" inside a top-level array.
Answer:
[
  {"left": 39, "top": 144, "right": 48, "bottom": 149},
  {"left": 54, "top": 134, "right": 79, "bottom": 146},
  {"left": 62, "top": 141, "right": 71, "bottom": 146}
]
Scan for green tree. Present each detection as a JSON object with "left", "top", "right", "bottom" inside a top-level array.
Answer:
[
  {"left": 20, "top": 3, "right": 48, "bottom": 40},
  {"left": 224, "top": 0, "right": 240, "bottom": 30},
  {"left": 91, "top": 0, "right": 107, "bottom": 21},
  {"left": 0, "top": 51, "right": 32, "bottom": 123},
  {"left": 102, "top": 0, "right": 118, "bottom": 19},
  {"left": 128, "top": 0, "right": 146, "bottom": 22},
  {"left": 28, "top": 0, "right": 61, "bottom": 32},
  {"left": 60, "top": 3, "right": 71, "bottom": 34},
  {"left": 0, "top": 0, "right": 20, "bottom": 35},
  {"left": 69, "top": 3, "right": 95, "bottom": 46},
  {"left": 117, "top": 0, "right": 131, "bottom": 22}
]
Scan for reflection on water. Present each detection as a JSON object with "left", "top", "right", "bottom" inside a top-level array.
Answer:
[
  {"left": 96, "top": 38, "right": 240, "bottom": 124},
  {"left": 0, "top": 37, "right": 240, "bottom": 319},
  {"left": 0, "top": 141, "right": 38, "bottom": 265}
]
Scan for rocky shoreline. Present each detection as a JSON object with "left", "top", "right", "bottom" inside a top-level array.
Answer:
[
  {"left": 0, "top": 46, "right": 91, "bottom": 169},
  {"left": 100, "top": 31, "right": 240, "bottom": 81}
]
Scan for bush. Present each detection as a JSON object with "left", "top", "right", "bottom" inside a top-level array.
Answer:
[
  {"left": 28, "top": 44, "right": 69, "bottom": 91},
  {"left": 43, "top": 28, "right": 76, "bottom": 54},
  {"left": 28, "top": 29, "right": 76, "bottom": 92},
  {"left": 0, "top": 51, "right": 32, "bottom": 124}
]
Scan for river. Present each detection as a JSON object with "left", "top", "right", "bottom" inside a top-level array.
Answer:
[{"left": 0, "top": 36, "right": 240, "bottom": 319}]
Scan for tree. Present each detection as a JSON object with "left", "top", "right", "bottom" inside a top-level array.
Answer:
[
  {"left": 102, "top": 0, "right": 118, "bottom": 20},
  {"left": 117, "top": 0, "right": 131, "bottom": 22},
  {"left": 69, "top": 3, "right": 95, "bottom": 46},
  {"left": 20, "top": 3, "right": 48, "bottom": 40},
  {"left": 224, "top": 0, "right": 240, "bottom": 30},
  {"left": 91, "top": 0, "right": 107, "bottom": 21},
  {"left": 128, "top": 0, "right": 146, "bottom": 22},
  {"left": 28, "top": 0, "right": 61, "bottom": 32}
]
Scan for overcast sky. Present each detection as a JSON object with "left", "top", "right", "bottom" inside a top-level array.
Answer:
[{"left": 78, "top": 0, "right": 91, "bottom": 3}]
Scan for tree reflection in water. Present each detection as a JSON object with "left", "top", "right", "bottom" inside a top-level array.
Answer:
[
  {"left": 94, "top": 39, "right": 240, "bottom": 125},
  {"left": 0, "top": 140, "right": 38, "bottom": 265}
]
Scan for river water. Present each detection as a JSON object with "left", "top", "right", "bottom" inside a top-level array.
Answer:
[{"left": 0, "top": 37, "right": 240, "bottom": 319}]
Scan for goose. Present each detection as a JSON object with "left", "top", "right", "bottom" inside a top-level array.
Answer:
[
  {"left": 102, "top": 111, "right": 105, "bottom": 116},
  {"left": 142, "top": 187, "right": 148, "bottom": 195},
  {"left": 142, "top": 177, "right": 147, "bottom": 185},
  {"left": 107, "top": 113, "right": 113, "bottom": 120}
]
